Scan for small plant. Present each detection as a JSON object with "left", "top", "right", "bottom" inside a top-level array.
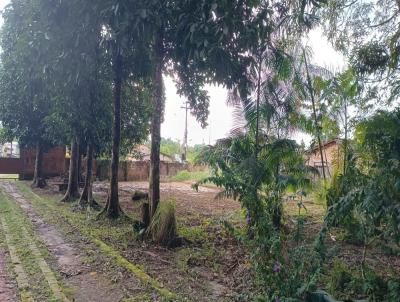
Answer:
[
  {"left": 325, "top": 259, "right": 353, "bottom": 298},
  {"left": 313, "top": 180, "right": 330, "bottom": 209}
]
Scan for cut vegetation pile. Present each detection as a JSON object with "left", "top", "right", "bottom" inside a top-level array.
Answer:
[{"left": 147, "top": 200, "right": 178, "bottom": 247}]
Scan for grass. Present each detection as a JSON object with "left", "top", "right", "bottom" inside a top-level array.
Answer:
[
  {"left": 14, "top": 181, "right": 252, "bottom": 301},
  {"left": 14, "top": 181, "right": 180, "bottom": 301},
  {"left": 0, "top": 174, "right": 18, "bottom": 179},
  {"left": 0, "top": 188, "right": 69, "bottom": 301},
  {"left": 169, "top": 170, "right": 210, "bottom": 182}
]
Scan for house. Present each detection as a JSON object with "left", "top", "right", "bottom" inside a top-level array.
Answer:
[
  {"left": 306, "top": 139, "right": 341, "bottom": 179},
  {"left": 0, "top": 142, "right": 20, "bottom": 158}
]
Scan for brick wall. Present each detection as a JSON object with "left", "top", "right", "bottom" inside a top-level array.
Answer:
[
  {"left": 307, "top": 141, "right": 341, "bottom": 178},
  {"left": 94, "top": 160, "right": 206, "bottom": 181},
  {"left": 20, "top": 146, "right": 66, "bottom": 179},
  {"left": 0, "top": 158, "right": 22, "bottom": 174}
]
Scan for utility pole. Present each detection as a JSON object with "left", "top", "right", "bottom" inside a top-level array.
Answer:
[
  {"left": 181, "top": 102, "right": 189, "bottom": 161},
  {"left": 208, "top": 124, "right": 211, "bottom": 145}
]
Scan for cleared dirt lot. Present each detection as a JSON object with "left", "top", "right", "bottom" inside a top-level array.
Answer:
[{"left": 93, "top": 181, "right": 241, "bottom": 222}]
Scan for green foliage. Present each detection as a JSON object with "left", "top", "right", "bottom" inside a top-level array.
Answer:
[
  {"left": 158, "top": 138, "right": 206, "bottom": 164},
  {"left": 159, "top": 138, "right": 181, "bottom": 159},
  {"left": 312, "top": 180, "right": 330, "bottom": 208},
  {"left": 0, "top": 0, "right": 54, "bottom": 148},
  {"left": 324, "top": 109, "right": 400, "bottom": 245},
  {"left": 250, "top": 220, "right": 322, "bottom": 301},
  {"left": 321, "top": 0, "right": 400, "bottom": 104},
  {"left": 192, "top": 2, "right": 327, "bottom": 297},
  {"left": 322, "top": 258, "right": 400, "bottom": 301},
  {"left": 169, "top": 170, "right": 210, "bottom": 182},
  {"left": 196, "top": 62, "right": 319, "bottom": 301},
  {"left": 316, "top": 109, "right": 400, "bottom": 300},
  {"left": 325, "top": 259, "right": 356, "bottom": 298}
]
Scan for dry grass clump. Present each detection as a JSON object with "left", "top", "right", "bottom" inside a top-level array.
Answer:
[{"left": 147, "top": 200, "right": 177, "bottom": 246}]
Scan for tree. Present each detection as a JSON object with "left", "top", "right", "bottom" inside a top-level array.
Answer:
[
  {"left": 321, "top": 0, "right": 400, "bottom": 106},
  {"left": 42, "top": 0, "right": 99, "bottom": 202},
  {"left": 148, "top": 25, "right": 165, "bottom": 218},
  {"left": 99, "top": 0, "right": 153, "bottom": 219},
  {"left": 292, "top": 50, "right": 337, "bottom": 180},
  {"left": 323, "top": 69, "right": 359, "bottom": 174},
  {"left": 0, "top": 0, "right": 54, "bottom": 188},
  {"left": 302, "top": 49, "right": 328, "bottom": 180},
  {"left": 146, "top": 0, "right": 270, "bottom": 220},
  {"left": 322, "top": 109, "right": 400, "bottom": 282},
  {"left": 195, "top": 1, "right": 326, "bottom": 300}
]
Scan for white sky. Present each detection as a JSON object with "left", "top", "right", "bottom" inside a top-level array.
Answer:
[
  {"left": 164, "top": 27, "right": 346, "bottom": 146},
  {"left": 0, "top": 0, "right": 346, "bottom": 147}
]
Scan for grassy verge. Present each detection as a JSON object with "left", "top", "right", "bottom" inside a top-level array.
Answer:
[
  {"left": 169, "top": 170, "right": 210, "bottom": 182},
  {"left": 15, "top": 182, "right": 179, "bottom": 301},
  {"left": 0, "top": 189, "right": 70, "bottom": 301},
  {"left": 0, "top": 174, "right": 18, "bottom": 179}
]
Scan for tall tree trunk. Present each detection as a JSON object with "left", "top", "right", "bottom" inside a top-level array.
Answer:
[
  {"left": 61, "top": 138, "right": 80, "bottom": 202},
  {"left": 303, "top": 49, "right": 326, "bottom": 180},
  {"left": 343, "top": 98, "right": 348, "bottom": 175},
  {"left": 149, "top": 30, "right": 165, "bottom": 219},
  {"left": 101, "top": 51, "right": 123, "bottom": 219},
  {"left": 254, "top": 53, "right": 262, "bottom": 159},
  {"left": 32, "top": 141, "right": 46, "bottom": 188},
  {"left": 77, "top": 145, "right": 83, "bottom": 183},
  {"left": 79, "top": 142, "right": 98, "bottom": 209}
]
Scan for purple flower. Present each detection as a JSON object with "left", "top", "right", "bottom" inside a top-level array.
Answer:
[
  {"left": 272, "top": 262, "right": 281, "bottom": 273},
  {"left": 246, "top": 214, "right": 251, "bottom": 224},
  {"left": 275, "top": 298, "right": 281, "bottom": 302},
  {"left": 151, "top": 292, "right": 158, "bottom": 300}
]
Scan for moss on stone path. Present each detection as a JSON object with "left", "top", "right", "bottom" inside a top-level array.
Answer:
[
  {"left": 0, "top": 189, "right": 70, "bottom": 301},
  {"left": 14, "top": 182, "right": 180, "bottom": 301}
]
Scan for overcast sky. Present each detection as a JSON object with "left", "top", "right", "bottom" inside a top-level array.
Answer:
[
  {"left": 164, "top": 28, "right": 346, "bottom": 146},
  {"left": 0, "top": 1, "right": 346, "bottom": 146}
]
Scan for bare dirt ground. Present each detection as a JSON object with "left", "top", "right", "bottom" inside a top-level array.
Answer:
[{"left": 93, "top": 181, "right": 241, "bottom": 219}]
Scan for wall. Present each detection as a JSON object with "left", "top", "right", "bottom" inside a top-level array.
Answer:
[
  {"left": 20, "top": 146, "right": 66, "bottom": 179},
  {"left": 0, "top": 158, "right": 22, "bottom": 174},
  {"left": 307, "top": 141, "right": 341, "bottom": 178},
  {"left": 95, "top": 160, "right": 206, "bottom": 182}
]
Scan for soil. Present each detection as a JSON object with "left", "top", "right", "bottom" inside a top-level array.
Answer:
[
  {"left": 0, "top": 181, "right": 126, "bottom": 302},
  {"left": 93, "top": 181, "right": 241, "bottom": 220},
  {"left": 92, "top": 181, "right": 248, "bottom": 301}
]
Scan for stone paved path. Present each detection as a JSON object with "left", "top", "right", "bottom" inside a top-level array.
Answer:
[
  {"left": 0, "top": 181, "right": 126, "bottom": 302},
  {"left": 0, "top": 250, "right": 18, "bottom": 302}
]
